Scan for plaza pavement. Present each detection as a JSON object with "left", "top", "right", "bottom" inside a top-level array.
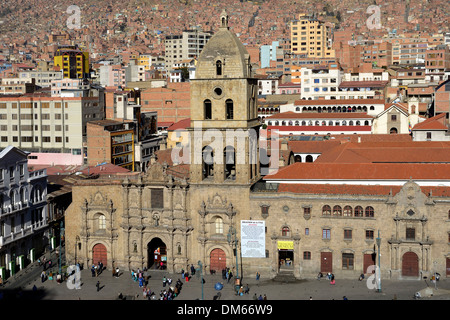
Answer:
[{"left": 8, "top": 266, "right": 450, "bottom": 301}]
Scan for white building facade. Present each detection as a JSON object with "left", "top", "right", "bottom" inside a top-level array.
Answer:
[{"left": 0, "top": 146, "right": 49, "bottom": 280}]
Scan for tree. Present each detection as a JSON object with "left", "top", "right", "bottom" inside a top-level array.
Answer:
[{"left": 177, "top": 66, "right": 190, "bottom": 82}]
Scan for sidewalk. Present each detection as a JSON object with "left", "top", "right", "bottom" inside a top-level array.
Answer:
[{"left": 7, "top": 266, "right": 450, "bottom": 300}]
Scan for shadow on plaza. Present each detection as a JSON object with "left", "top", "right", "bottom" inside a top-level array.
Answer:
[{"left": 0, "top": 287, "right": 48, "bottom": 300}]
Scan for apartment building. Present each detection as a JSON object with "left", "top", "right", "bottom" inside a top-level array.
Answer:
[
  {"left": 16, "top": 70, "right": 63, "bottom": 87},
  {"left": 388, "top": 37, "right": 428, "bottom": 65},
  {"left": 264, "top": 112, "right": 374, "bottom": 136},
  {"left": 290, "top": 57, "right": 338, "bottom": 84},
  {"left": 50, "top": 78, "right": 90, "bottom": 97},
  {"left": 125, "top": 61, "right": 146, "bottom": 83},
  {"left": 99, "top": 64, "right": 127, "bottom": 88},
  {"left": 0, "top": 146, "right": 49, "bottom": 280},
  {"left": 425, "top": 45, "right": 450, "bottom": 82},
  {"left": 164, "top": 29, "right": 212, "bottom": 71},
  {"left": 53, "top": 45, "right": 90, "bottom": 79},
  {"left": 334, "top": 40, "right": 392, "bottom": 69},
  {"left": 86, "top": 120, "right": 135, "bottom": 171},
  {"left": 0, "top": 89, "right": 104, "bottom": 165},
  {"left": 138, "top": 53, "right": 154, "bottom": 71},
  {"left": 300, "top": 64, "right": 342, "bottom": 100},
  {"left": 103, "top": 90, "right": 163, "bottom": 172},
  {"left": 0, "top": 80, "right": 36, "bottom": 95},
  {"left": 260, "top": 41, "right": 282, "bottom": 69},
  {"left": 290, "top": 14, "right": 335, "bottom": 59},
  {"left": 256, "top": 74, "right": 280, "bottom": 96}
]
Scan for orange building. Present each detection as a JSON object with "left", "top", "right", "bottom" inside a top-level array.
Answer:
[
  {"left": 86, "top": 120, "right": 135, "bottom": 171},
  {"left": 140, "top": 82, "right": 190, "bottom": 123}
]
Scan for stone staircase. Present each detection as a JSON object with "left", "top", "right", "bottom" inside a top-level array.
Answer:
[{"left": 273, "top": 268, "right": 297, "bottom": 283}]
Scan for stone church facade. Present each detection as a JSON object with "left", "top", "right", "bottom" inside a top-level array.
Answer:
[{"left": 64, "top": 11, "right": 450, "bottom": 280}]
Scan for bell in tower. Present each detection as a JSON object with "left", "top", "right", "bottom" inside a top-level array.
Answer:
[{"left": 220, "top": 10, "right": 229, "bottom": 29}]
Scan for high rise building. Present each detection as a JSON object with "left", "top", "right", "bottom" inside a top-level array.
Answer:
[
  {"left": 290, "top": 14, "right": 335, "bottom": 59},
  {"left": 53, "top": 45, "right": 90, "bottom": 79},
  {"left": 164, "top": 29, "right": 212, "bottom": 71}
]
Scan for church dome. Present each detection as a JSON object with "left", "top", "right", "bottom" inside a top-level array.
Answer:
[{"left": 196, "top": 10, "right": 250, "bottom": 79}]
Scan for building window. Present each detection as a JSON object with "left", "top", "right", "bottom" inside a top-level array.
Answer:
[
  {"left": 322, "top": 205, "right": 331, "bottom": 216},
  {"left": 344, "top": 229, "right": 352, "bottom": 240},
  {"left": 333, "top": 205, "right": 342, "bottom": 216},
  {"left": 366, "top": 230, "right": 374, "bottom": 240},
  {"left": 354, "top": 206, "right": 364, "bottom": 217},
  {"left": 98, "top": 214, "right": 106, "bottom": 230},
  {"left": 322, "top": 228, "right": 331, "bottom": 240},
  {"left": 305, "top": 228, "right": 309, "bottom": 235},
  {"left": 282, "top": 226, "right": 290, "bottom": 237},
  {"left": 216, "top": 60, "right": 222, "bottom": 76},
  {"left": 303, "top": 207, "right": 311, "bottom": 217},
  {"left": 303, "top": 251, "right": 311, "bottom": 260},
  {"left": 365, "top": 206, "right": 374, "bottom": 218},
  {"left": 204, "top": 99, "right": 212, "bottom": 120},
  {"left": 426, "top": 132, "right": 432, "bottom": 140},
  {"left": 342, "top": 253, "right": 354, "bottom": 270},
  {"left": 406, "top": 228, "right": 415, "bottom": 241},
  {"left": 215, "top": 217, "right": 224, "bottom": 234},
  {"left": 343, "top": 206, "right": 353, "bottom": 217},
  {"left": 226, "top": 99, "right": 234, "bottom": 120},
  {"left": 202, "top": 146, "right": 214, "bottom": 179}
]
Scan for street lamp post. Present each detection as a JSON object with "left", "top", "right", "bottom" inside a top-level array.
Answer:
[
  {"left": 227, "top": 226, "right": 240, "bottom": 292},
  {"left": 59, "top": 221, "right": 64, "bottom": 275},
  {"left": 198, "top": 260, "right": 204, "bottom": 300},
  {"left": 375, "top": 230, "right": 382, "bottom": 293}
]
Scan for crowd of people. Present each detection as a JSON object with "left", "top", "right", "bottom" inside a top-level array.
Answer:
[
  {"left": 90, "top": 261, "right": 104, "bottom": 277},
  {"left": 126, "top": 266, "right": 186, "bottom": 300}
]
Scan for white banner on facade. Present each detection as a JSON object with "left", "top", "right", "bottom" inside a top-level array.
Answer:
[{"left": 240, "top": 220, "right": 265, "bottom": 258}]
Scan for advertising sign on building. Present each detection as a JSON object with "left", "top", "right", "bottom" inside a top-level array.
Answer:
[{"left": 240, "top": 220, "right": 265, "bottom": 258}]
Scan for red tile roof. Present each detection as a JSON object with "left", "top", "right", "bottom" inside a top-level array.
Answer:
[
  {"left": 167, "top": 118, "right": 191, "bottom": 131},
  {"left": 287, "top": 140, "right": 342, "bottom": 153},
  {"left": 314, "top": 141, "right": 450, "bottom": 163},
  {"left": 412, "top": 113, "right": 448, "bottom": 131},
  {"left": 264, "top": 162, "right": 450, "bottom": 181}
]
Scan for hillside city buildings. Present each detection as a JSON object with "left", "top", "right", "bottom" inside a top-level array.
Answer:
[{"left": 0, "top": 2, "right": 450, "bottom": 286}]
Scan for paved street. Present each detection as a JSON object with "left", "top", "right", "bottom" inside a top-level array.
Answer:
[{"left": 2, "top": 255, "right": 450, "bottom": 301}]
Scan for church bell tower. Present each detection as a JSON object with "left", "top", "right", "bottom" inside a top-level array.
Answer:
[{"left": 188, "top": 9, "right": 260, "bottom": 186}]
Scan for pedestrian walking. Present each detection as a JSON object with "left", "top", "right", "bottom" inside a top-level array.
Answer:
[
  {"left": 96, "top": 281, "right": 100, "bottom": 292},
  {"left": 263, "top": 294, "right": 267, "bottom": 300},
  {"left": 191, "top": 264, "right": 195, "bottom": 275},
  {"left": 256, "top": 271, "right": 260, "bottom": 281}
]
